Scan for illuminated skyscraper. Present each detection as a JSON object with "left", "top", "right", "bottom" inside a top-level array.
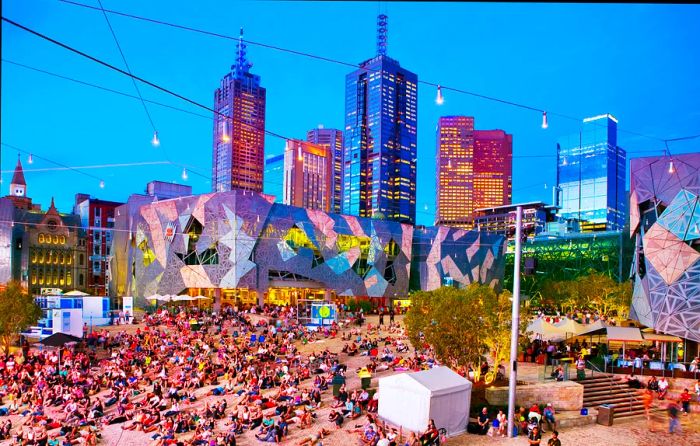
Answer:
[
  {"left": 473, "top": 130, "right": 513, "bottom": 211},
  {"left": 435, "top": 116, "right": 474, "bottom": 228},
  {"left": 283, "top": 140, "right": 333, "bottom": 212},
  {"left": 212, "top": 29, "right": 266, "bottom": 193},
  {"left": 435, "top": 117, "right": 512, "bottom": 228},
  {"left": 307, "top": 126, "right": 344, "bottom": 214},
  {"left": 556, "top": 114, "right": 626, "bottom": 231},
  {"left": 343, "top": 14, "right": 418, "bottom": 224}
]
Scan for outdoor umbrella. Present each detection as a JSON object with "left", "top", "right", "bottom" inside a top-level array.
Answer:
[
  {"left": 38, "top": 332, "right": 83, "bottom": 347},
  {"left": 64, "top": 290, "right": 89, "bottom": 296},
  {"left": 38, "top": 332, "right": 83, "bottom": 376}
]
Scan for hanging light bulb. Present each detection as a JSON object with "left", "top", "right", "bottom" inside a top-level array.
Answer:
[
  {"left": 99, "top": 180, "right": 105, "bottom": 189},
  {"left": 447, "top": 158, "right": 452, "bottom": 169},
  {"left": 297, "top": 146, "right": 303, "bottom": 161},
  {"left": 668, "top": 159, "right": 675, "bottom": 174},
  {"left": 424, "top": 203, "right": 428, "bottom": 211},
  {"left": 435, "top": 85, "right": 444, "bottom": 105},
  {"left": 222, "top": 120, "right": 231, "bottom": 143},
  {"left": 151, "top": 131, "right": 160, "bottom": 147},
  {"left": 28, "top": 153, "right": 34, "bottom": 164},
  {"left": 541, "top": 111, "right": 548, "bottom": 129},
  {"left": 256, "top": 214, "right": 260, "bottom": 223},
  {"left": 181, "top": 168, "right": 189, "bottom": 181}
]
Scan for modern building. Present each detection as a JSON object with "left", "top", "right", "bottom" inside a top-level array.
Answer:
[
  {"left": 109, "top": 189, "right": 506, "bottom": 309},
  {"left": 146, "top": 181, "right": 192, "bottom": 200},
  {"left": 435, "top": 117, "right": 512, "bottom": 228},
  {"left": 556, "top": 114, "right": 626, "bottom": 232},
  {"left": 307, "top": 126, "right": 344, "bottom": 214},
  {"left": 283, "top": 140, "right": 333, "bottom": 212},
  {"left": 212, "top": 29, "right": 266, "bottom": 193},
  {"left": 73, "top": 195, "right": 123, "bottom": 296},
  {"left": 473, "top": 202, "right": 559, "bottom": 241},
  {"left": 343, "top": 14, "right": 418, "bottom": 224},
  {"left": 629, "top": 152, "right": 700, "bottom": 343},
  {"left": 474, "top": 129, "right": 513, "bottom": 211},
  {"left": 435, "top": 116, "right": 474, "bottom": 228},
  {"left": 263, "top": 153, "right": 285, "bottom": 203}
]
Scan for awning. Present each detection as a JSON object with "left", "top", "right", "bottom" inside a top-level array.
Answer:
[
  {"left": 642, "top": 333, "right": 683, "bottom": 342},
  {"left": 606, "top": 326, "right": 644, "bottom": 342}
]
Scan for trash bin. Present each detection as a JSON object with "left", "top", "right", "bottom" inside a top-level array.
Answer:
[
  {"left": 361, "top": 377, "right": 372, "bottom": 389},
  {"left": 597, "top": 404, "right": 615, "bottom": 426}
]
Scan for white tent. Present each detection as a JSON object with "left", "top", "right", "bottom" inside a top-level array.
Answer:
[
  {"left": 527, "top": 318, "right": 567, "bottom": 341},
  {"left": 378, "top": 366, "right": 471, "bottom": 437}
]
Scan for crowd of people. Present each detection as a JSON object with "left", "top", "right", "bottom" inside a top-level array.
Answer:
[{"left": 0, "top": 304, "right": 451, "bottom": 445}]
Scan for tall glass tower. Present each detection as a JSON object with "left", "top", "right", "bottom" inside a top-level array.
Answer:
[
  {"left": 212, "top": 29, "right": 266, "bottom": 193},
  {"left": 556, "top": 114, "right": 626, "bottom": 231},
  {"left": 342, "top": 14, "right": 418, "bottom": 224},
  {"left": 307, "top": 126, "right": 344, "bottom": 214}
]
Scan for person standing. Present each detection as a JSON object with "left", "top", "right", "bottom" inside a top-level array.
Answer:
[
  {"left": 680, "top": 388, "right": 692, "bottom": 415},
  {"left": 546, "top": 430, "right": 561, "bottom": 446},
  {"left": 667, "top": 400, "right": 681, "bottom": 434},
  {"left": 389, "top": 307, "right": 395, "bottom": 324}
]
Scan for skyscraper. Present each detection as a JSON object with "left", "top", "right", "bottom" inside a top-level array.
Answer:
[
  {"left": 473, "top": 130, "right": 513, "bottom": 210},
  {"left": 263, "top": 153, "right": 285, "bottom": 202},
  {"left": 212, "top": 29, "right": 266, "bottom": 193},
  {"left": 435, "top": 117, "right": 512, "bottom": 228},
  {"left": 307, "top": 126, "right": 344, "bottom": 214},
  {"left": 556, "top": 114, "right": 626, "bottom": 232},
  {"left": 435, "top": 116, "right": 474, "bottom": 228},
  {"left": 283, "top": 140, "right": 333, "bottom": 212},
  {"left": 342, "top": 14, "right": 418, "bottom": 224}
]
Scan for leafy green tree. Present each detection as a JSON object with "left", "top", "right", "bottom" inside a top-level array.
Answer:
[
  {"left": 0, "top": 282, "right": 42, "bottom": 355},
  {"left": 405, "top": 284, "right": 528, "bottom": 381}
]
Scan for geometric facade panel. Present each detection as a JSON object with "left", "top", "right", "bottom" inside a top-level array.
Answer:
[
  {"left": 630, "top": 152, "right": 700, "bottom": 341},
  {"left": 110, "top": 189, "right": 506, "bottom": 305}
]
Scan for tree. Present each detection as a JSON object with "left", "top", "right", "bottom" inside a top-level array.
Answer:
[
  {"left": 405, "top": 284, "right": 529, "bottom": 381},
  {"left": 0, "top": 281, "right": 42, "bottom": 355}
]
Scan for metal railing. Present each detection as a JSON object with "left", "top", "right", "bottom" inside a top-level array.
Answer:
[
  {"left": 605, "top": 357, "right": 700, "bottom": 380},
  {"left": 586, "top": 360, "right": 641, "bottom": 414}
]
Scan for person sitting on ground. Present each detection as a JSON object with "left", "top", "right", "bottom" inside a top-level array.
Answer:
[
  {"left": 496, "top": 409, "right": 507, "bottom": 437},
  {"left": 419, "top": 419, "right": 439, "bottom": 445},
  {"left": 626, "top": 374, "right": 643, "bottom": 389},
  {"left": 296, "top": 427, "right": 331, "bottom": 446},
  {"left": 360, "top": 424, "right": 378, "bottom": 446},
  {"left": 477, "top": 407, "right": 490, "bottom": 435},
  {"left": 328, "top": 410, "right": 344, "bottom": 429},
  {"left": 647, "top": 376, "right": 659, "bottom": 392}
]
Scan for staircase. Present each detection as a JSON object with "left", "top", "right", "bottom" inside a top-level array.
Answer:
[{"left": 579, "top": 373, "right": 649, "bottom": 420}]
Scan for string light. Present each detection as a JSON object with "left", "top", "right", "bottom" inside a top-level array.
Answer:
[
  {"left": 28, "top": 153, "right": 34, "bottom": 164},
  {"left": 151, "top": 131, "right": 160, "bottom": 147},
  {"left": 668, "top": 159, "right": 675, "bottom": 174},
  {"left": 436, "top": 85, "right": 444, "bottom": 105},
  {"left": 181, "top": 167, "right": 188, "bottom": 181},
  {"left": 541, "top": 111, "right": 548, "bottom": 129},
  {"left": 99, "top": 180, "right": 105, "bottom": 188}
]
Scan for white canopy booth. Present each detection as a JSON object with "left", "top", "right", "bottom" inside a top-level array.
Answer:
[{"left": 378, "top": 366, "right": 472, "bottom": 437}]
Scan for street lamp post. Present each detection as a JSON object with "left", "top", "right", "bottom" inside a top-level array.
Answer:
[{"left": 507, "top": 206, "right": 523, "bottom": 438}]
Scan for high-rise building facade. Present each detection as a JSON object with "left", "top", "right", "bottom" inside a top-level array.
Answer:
[
  {"left": 264, "top": 153, "right": 285, "bottom": 203},
  {"left": 435, "top": 116, "right": 474, "bottom": 228},
  {"left": 74, "top": 195, "right": 123, "bottom": 296},
  {"left": 212, "top": 30, "right": 266, "bottom": 193},
  {"left": 435, "top": 117, "right": 512, "bottom": 228},
  {"left": 343, "top": 14, "right": 418, "bottom": 224},
  {"left": 556, "top": 114, "right": 626, "bottom": 232},
  {"left": 283, "top": 140, "right": 333, "bottom": 212},
  {"left": 307, "top": 126, "right": 344, "bottom": 214},
  {"left": 473, "top": 130, "right": 513, "bottom": 210}
]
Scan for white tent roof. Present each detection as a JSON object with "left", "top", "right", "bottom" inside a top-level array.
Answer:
[
  {"left": 407, "top": 366, "right": 472, "bottom": 396},
  {"left": 554, "top": 318, "right": 586, "bottom": 335},
  {"left": 527, "top": 318, "right": 567, "bottom": 339},
  {"left": 606, "top": 326, "right": 644, "bottom": 342}
]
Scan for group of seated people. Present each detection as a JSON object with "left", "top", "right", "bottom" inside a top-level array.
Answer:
[{"left": 626, "top": 375, "right": 670, "bottom": 399}]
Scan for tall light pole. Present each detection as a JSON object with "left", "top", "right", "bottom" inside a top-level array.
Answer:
[{"left": 507, "top": 206, "right": 523, "bottom": 438}]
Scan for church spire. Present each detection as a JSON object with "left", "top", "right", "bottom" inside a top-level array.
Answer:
[
  {"left": 233, "top": 27, "right": 252, "bottom": 77},
  {"left": 376, "top": 14, "right": 388, "bottom": 56},
  {"left": 11, "top": 155, "right": 26, "bottom": 187}
]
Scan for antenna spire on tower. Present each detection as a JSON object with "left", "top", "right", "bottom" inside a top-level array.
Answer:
[
  {"left": 233, "top": 27, "right": 252, "bottom": 76},
  {"left": 377, "top": 14, "right": 388, "bottom": 56}
]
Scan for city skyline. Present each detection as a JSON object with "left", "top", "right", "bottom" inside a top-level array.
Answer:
[{"left": 2, "top": 2, "right": 699, "bottom": 226}]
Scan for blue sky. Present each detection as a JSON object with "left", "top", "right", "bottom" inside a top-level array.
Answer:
[{"left": 2, "top": 1, "right": 699, "bottom": 226}]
